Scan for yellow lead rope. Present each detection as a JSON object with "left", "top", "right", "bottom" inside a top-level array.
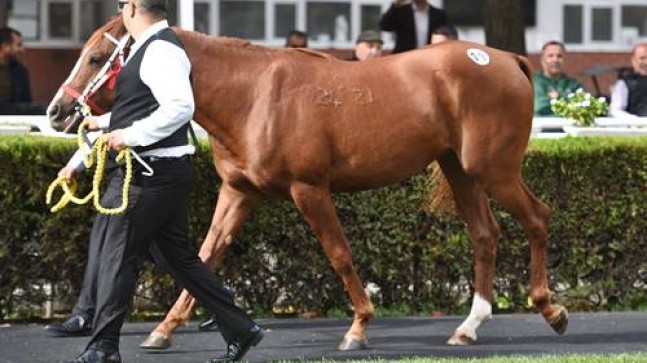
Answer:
[{"left": 46, "top": 120, "right": 133, "bottom": 215}]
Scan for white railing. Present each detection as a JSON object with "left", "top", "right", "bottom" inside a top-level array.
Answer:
[{"left": 1, "top": 115, "right": 646, "bottom": 138}]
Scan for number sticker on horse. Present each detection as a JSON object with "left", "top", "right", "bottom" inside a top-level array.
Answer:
[{"left": 467, "top": 48, "right": 490, "bottom": 66}]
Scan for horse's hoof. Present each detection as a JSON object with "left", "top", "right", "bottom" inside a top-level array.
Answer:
[
  {"left": 547, "top": 305, "right": 568, "bottom": 335},
  {"left": 447, "top": 332, "right": 475, "bottom": 346},
  {"left": 139, "top": 332, "right": 171, "bottom": 350},
  {"left": 337, "top": 335, "right": 368, "bottom": 350}
]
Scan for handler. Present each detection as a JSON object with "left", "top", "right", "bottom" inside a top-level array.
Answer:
[{"left": 57, "top": 1, "right": 263, "bottom": 362}]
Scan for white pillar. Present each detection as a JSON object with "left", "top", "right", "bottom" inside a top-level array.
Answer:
[{"left": 178, "top": 0, "right": 194, "bottom": 31}]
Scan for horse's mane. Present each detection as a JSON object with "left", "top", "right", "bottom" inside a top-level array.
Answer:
[
  {"left": 84, "top": 16, "right": 127, "bottom": 51},
  {"left": 175, "top": 28, "right": 335, "bottom": 61}
]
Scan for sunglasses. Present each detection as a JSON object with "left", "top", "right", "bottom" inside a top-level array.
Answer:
[{"left": 118, "top": 1, "right": 129, "bottom": 10}]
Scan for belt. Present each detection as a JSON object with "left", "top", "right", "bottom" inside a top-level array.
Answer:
[{"left": 140, "top": 154, "right": 191, "bottom": 164}]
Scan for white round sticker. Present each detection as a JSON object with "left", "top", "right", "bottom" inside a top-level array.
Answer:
[{"left": 467, "top": 48, "right": 490, "bottom": 66}]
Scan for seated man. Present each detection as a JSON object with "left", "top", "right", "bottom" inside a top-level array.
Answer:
[
  {"left": 0, "top": 26, "right": 40, "bottom": 115},
  {"left": 351, "top": 30, "right": 383, "bottom": 61},
  {"left": 533, "top": 41, "right": 584, "bottom": 116},
  {"left": 609, "top": 42, "right": 647, "bottom": 117}
]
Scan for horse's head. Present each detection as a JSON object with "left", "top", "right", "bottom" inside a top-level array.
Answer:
[{"left": 47, "top": 16, "right": 129, "bottom": 132}]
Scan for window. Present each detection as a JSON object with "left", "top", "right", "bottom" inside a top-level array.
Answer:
[
  {"left": 563, "top": 5, "right": 583, "bottom": 44},
  {"left": 592, "top": 7, "right": 612, "bottom": 41},
  {"left": 360, "top": 4, "right": 382, "bottom": 32},
  {"left": 194, "top": 3, "right": 211, "bottom": 35},
  {"left": 307, "top": 2, "right": 351, "bottom": 44},
  {"left": 622, "top": 5, "right": 647, "bottom": 37},
  {"left": 48, "top": 2, "right": 73, "bottom": 38},
  {"left": 275, "top": 3, "right": 297, "bottom": 39},
  {"left": 220, "top": 1, "right": 265, "bottom": 40}
]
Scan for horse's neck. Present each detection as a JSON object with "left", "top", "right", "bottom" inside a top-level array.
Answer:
[{"left": 179, "top": 31, "right": 270, "bottom": 133}]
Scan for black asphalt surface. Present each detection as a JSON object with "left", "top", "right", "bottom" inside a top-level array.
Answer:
[{"left": 1, "top": 312, "right": 647, "bottom": 362}]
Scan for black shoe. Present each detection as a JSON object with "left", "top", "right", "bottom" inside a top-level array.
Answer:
[
  {"left": 198, "top": 314, "right": 219, "bottom": 331},
  {"left": 59, "top": 349, "right": 121, "bottom": 363},
  {"left": 47, "top": 315, "right": 92, "bottom": 337},
  {"left": 208, "top": 325, "right": 264, "bottom": 363}
]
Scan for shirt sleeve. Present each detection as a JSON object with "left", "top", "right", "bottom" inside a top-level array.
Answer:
[
  {"left": 609, "top": 80, "right": 637, "bottom": 118},
  {"left": 122, "top": 39, "right": 194, "bottom": 147},
  {"left": 96, "top": 113, "right": 111, "bottom": 129}
]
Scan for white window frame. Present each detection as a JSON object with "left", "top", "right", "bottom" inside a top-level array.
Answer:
[
  {"left": 14, "top": 0, "right": 108, "bottom": 49},
  {"left": 192, "top": 0, "right": 386, "bottom": 49},
  {"left": 560, "top": 0, "right": 647, "bottom": 51}
]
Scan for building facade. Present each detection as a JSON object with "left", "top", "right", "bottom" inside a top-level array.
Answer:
[{"left": 4, "top": 0, "right": 646, "bottom": 103}]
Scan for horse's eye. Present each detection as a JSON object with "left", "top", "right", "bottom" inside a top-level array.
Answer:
[{"left": 88, "top": 54, "right": 102, "bottom": 66}]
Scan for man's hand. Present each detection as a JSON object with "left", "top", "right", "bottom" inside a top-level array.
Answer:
[
  {"left": 83, "top": 116, "right": 100, "bottom": 130},
  {"left": 58, "top": 166, "right": 77, "bottom": 184},
  {"left": 107, "top": 129, "right": 127, "bottom": 151}
]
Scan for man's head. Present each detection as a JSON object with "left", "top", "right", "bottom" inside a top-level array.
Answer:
[
  {"left": 354, "top": 30, "right": 383, "bottom": 61},
  {"left": 120, "top": 0, "right": 167, "bottom": 35},
  {"left": 430, "top": 24, "right": 458, "bottom": 44},
  {"left": 0, "top": 27, "right": 24, "bottom": 61},
  {"left": 631, "top": 43, "right": 647, "bottom": 76},
  {"left": 286, "top": 30, "right": 308, "bottom": 48},
  {"left": 540, "top": 41, "right": 567, "bottom": 79}
]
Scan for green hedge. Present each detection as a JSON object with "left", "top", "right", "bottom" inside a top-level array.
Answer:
[{"left": 0, "top": 135, "right": 645, "bottom": 321}]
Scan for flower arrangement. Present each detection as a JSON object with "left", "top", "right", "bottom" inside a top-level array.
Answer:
[{"left": 550, "top": 88, "right": 608, "bottom": 126}]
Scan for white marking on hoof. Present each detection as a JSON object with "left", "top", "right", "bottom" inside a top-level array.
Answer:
[{"left": 449, "top": 293, "right": 492, "bottom": 345}]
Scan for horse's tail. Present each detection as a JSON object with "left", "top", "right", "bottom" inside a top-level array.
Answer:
[
  {"left": 424, "top": 163, "right": 456, "bottom": 217},
  {"left": 514, "top": 54, "right": 533, "bottom": 84}
]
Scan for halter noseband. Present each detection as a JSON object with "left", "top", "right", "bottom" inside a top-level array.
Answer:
[{"left": 61, "top": 33, "right": 130, "bottom": 116}]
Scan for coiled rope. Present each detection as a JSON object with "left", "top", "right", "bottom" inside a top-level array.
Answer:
[{"left": 46, "top": 120, "right": 133, "bottom": 214}]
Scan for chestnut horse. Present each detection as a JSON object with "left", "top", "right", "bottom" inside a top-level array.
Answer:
[{"left": 47, "top": 17, "right": 568, "bottom": 351}]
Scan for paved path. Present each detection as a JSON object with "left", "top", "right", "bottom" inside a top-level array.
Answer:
[{"left": 1, "top": 312, "right": 647, "bottom": 362}]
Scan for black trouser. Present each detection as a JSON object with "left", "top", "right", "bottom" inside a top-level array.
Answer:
[{"left": 86, "top": 158, "right": 255, "bottom": 352}]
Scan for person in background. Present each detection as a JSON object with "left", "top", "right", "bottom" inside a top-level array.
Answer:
[
  {"left": 285, "top": 30, "right": 308, "bottom": 48},
  {"left": 378, "top": 0, "right": 449, "bottom": 54},
  {"left": 351, "top": 30, "right": 383, "bottom": 61},
  {"left": 533, "top": 40, "right": 584, "bottom": 116},
  {"left": 609, "top": 42, "right": 647, "bottom": 117},
  {"left": 430, "top": 23, "right": 458, "bottom": 44},
  {"left": 0, "top": 26, "right": 35, "bottom": 114}
]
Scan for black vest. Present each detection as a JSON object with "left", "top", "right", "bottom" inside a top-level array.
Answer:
[
  {"left": 110, "top": 28, "right": 190, "bottom": 153},
  {"left": 622, "top": 73, "right": 647, "bottom": 117}
]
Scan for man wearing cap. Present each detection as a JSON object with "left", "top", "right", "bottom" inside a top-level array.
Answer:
[{"left": 351, "top": 30, "right": 384, "bottom": 61}]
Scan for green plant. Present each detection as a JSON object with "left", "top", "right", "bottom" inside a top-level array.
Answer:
[{"left": 550, "top": 88, "right": 608, "bottom": 126}]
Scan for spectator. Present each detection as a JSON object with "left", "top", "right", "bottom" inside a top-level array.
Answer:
[
  {"left": 379, "top": 0, "right": 449, "bottom": 54},
  {"left": 285, "top": 30, "right": 308, "bottom": 48},
  {"left": 0, "top": 26, "right": 35, "bottom": 114},
  {"left": 533, "top": 41, "right": 584, "bottom": 116},
  {"left": 430, "top": 23, "right": 458, "bottom": 44},
  {"left": 609, "top": 42, "right": 647, "bottom": 117},
  {"left": 351, "top": 30, "right": 383, "bottom": 61}
]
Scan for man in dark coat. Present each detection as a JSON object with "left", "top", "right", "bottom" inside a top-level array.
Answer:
[{"left": 379, "top": 0, "right": 449, "bottom": 54}]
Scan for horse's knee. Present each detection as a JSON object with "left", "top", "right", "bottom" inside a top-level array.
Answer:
[
  {"left": 328, "top": 248, "right": 354, "bottom": 276},
  {"left": 198, "top": 235, "right": 232, "bottom": 269}
]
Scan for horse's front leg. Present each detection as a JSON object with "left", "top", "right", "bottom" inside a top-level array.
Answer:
[
  {"left": 290, "top": 182, "right": 374, "bottom": 351},
  {"left": 140, "top": 184, "right": 259, "bottom": 349}
]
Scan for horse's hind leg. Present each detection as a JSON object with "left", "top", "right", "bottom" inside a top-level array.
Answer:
[
  {"left": 486, "top": 177, "right": 568, "bottom": 334},
  {"left": 140, "top": 184, "right": 259, "bottom": 349},
  {"left": 438, "top": 153, "right": 500, "bottom": 345},
  {"left": 290, "top": 182, "right": 374, "bottom": 351}
]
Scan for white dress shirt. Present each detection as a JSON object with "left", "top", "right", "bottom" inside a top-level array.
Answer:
[
  {"left": 67, "top": 20, "right": 195, "bottom": 170},
  {"left": 609, "top": 79, "right": 639, "bottom": 118}
]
